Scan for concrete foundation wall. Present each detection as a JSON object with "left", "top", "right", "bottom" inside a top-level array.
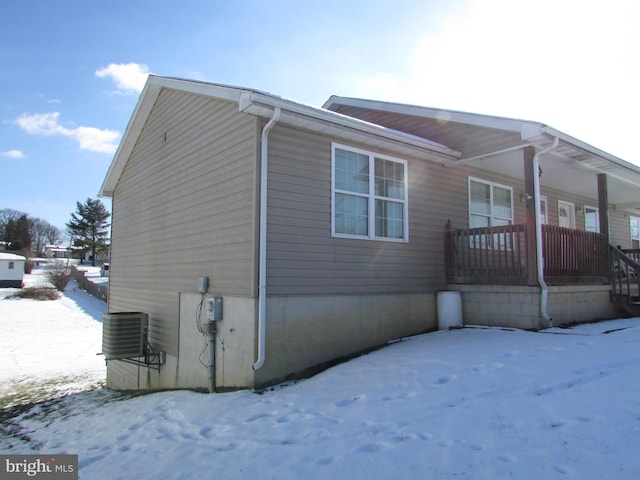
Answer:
[
  {"left": 449, "top": 284, "right": 620, "bottom": 330},
  {"left": 546, "top": 285, "right": 621, "bottom": 326},
  {"left": 105, "top": 294, "right": 257, "bottom": 391},
  {"left": 254, "top": 293, "right": 436, "bottom": 387},
  {"left": 177, "top": 294, "right": 257, "bottom": 390}
]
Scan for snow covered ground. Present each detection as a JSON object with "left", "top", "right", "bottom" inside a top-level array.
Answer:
[
  {"left": 2, "top": 268, "right": 640, "bottom": 479},
  {"left": 0, "top": 266, "right": 106, "bottom": 408}
]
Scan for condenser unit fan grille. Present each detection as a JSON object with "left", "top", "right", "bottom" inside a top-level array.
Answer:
[{"left": 102, "top": 312, "right": 148, "bottom": 359}]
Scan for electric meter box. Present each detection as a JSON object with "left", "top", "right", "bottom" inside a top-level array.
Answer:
[{"left": 205, "top": 297, "right": 223, "bottom": 322}]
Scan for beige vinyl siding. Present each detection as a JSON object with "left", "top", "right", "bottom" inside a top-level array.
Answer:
[
  {"left": 109, "top": 89, "right": 259, "bottom": 355},
  {"left": 610, "top": 209, "right": 633, "bottom": 248},
  {"left": 264, "top": 125, "right": 619, "bottom": 298},
  {"left": 266, "top": 124, "right": 458, "bottom": 295}
]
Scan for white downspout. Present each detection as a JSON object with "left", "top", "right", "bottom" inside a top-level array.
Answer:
[
  {"left": 253, "top": 107, "right": 281, "bottom": 371},
  {"left": 533, "top": 137, "right": 559, "bottom": 328}
]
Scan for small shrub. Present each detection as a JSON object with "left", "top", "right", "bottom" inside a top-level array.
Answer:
[
  {"left": 7, "top": 287, "right": 60, "bottom": 301},
  {"left": 46, "top": 266, "right": 71, "bottom": 291},
  {"left": 24, "top": 261, "right": 35, "bottom": 274}
]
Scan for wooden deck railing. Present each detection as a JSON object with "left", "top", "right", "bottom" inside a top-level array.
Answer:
[
  {"left": 542, "top": 225, "right": 609, "bottom": 284},
  {"left": 445, "top": 223, "right": 610, "bottom": 285},
  {"left": 445, "top": 224, "right": 529, "bottom": 285}
]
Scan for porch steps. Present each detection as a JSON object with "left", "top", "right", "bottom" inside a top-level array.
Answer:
[
  {"left": 610, "top": 246, "right": 640, "bottom": 318},
  {"left": 622, "top": 301, "right": 640, "bottom": 317}
]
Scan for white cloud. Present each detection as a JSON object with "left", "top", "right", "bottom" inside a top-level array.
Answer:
[
  {"left": 95, "top": 62, "right": 150, "bottom": 94},
  {"left": 0, "top": 149, "right": 25, "bottom": 159},
  {"left": 15, "top": 112, "right": 120, "bottom": 154}
]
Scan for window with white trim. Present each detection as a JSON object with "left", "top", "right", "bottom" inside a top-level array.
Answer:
[
  {"left": 468, "top": 177, "right": 513, "bottom": 228},
  {"left": 332, "top": 144, "right": 408, "bottom": 241},
  {"left": 539, "top": 196, "right": 548, "bottom": 225},
  {"left": 584, "top": 206, "right": 600, "bottom": 233},
  {"left": 631, "top": 216, "right": 640, "bottom": 248},
  {"left": 8, "top": 262, "right": 14, "bottom": 270}
]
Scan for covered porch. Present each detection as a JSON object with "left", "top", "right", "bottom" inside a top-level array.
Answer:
[{"left": 441, "top": 143, "right": 640, "bottom": 330}]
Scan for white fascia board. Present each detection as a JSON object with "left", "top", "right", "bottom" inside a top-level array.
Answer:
[
  {"left": 240, "top": 93, "right": 461, "bottom": 160},
  {"left": 323, "top": 96, "right": 533, "bottom": 133},
  {"left": 149, "top": 76, "right": 245, "bottom": 103},
  {"left": 542, "top": 126, "right": 640, "bottom": 174}
]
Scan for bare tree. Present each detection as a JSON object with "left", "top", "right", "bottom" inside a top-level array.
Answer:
[{"left": 29, "top": 217, "right": 62, "bottom": 255}]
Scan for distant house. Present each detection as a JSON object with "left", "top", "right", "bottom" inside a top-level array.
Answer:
[
  {"left": 45, "top": 245, "right": 72, "bottom": 260},
  {"left": 98, "top": 75, "right": 640, "bottom": 392},
  {"left": 0, "top": 253, "right": 26, "bottom": 288}
]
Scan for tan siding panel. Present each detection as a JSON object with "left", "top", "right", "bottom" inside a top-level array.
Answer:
[
  {"left": 109, "top": 90, "right": 258, "bottom": 354},
  {"left": 610, "top": 209, "right": 632, "bottom": 248},
  {"left": 266, "top": 125, "right": 457, "bottom": 295},
  {"left": 266, "top": 134, "right": 617, "bottom": 296}
]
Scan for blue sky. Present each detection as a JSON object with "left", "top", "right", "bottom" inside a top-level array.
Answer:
[{"left": 1, "top": 0, "right": 638, "bottom": 231}]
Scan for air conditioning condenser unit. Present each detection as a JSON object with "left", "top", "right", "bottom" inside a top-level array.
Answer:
[{"left": 102, "top": 312, "right": 148, "bottom": 360}]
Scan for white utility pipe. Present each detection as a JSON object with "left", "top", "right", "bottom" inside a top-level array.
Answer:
[
  {"left": 253, "top": 107, "right": 281, "bottom": 371},
  {"left": 533, "top": 137, "right": 559, "bottom": 328}
]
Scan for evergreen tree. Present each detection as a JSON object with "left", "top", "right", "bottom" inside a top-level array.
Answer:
[
  {"left": 0, "top": 208, "right": 27, "bottom": 247},
  {"left": 66, "top": 198, "right": 110, "bottom": 266},
  {"left": 5, "top": 214, "right": 31, "bottom": 251}
]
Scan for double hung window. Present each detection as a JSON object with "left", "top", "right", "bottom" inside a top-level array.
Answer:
[
  {"left": 468, "top": 177, "right": 513, "bottom": 228},
  {"left": 584, "top": 206, "right": 600, "bottom": 233},
  {"left": 631, "top": 217, "right": 640, "bottom": 248},
  {"left": 468, "top": 177, "right": 513, "bottom": 249},
  {"left": 332, "top": 144, "right": 408, "bottom": 241}
]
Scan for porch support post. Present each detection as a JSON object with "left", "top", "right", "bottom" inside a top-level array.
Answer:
[
  {"left": 597, "top": 173, "right": 610, "bottom": 243},
  {"left": 523, "top": 146, "right": 539, "bottom": 285}
]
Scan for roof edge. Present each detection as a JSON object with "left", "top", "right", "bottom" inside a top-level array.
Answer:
[
  {"left": 324, "top": 95, "right": 640, "bottom": 178},
  {"left": 99, "top": 77, "right": 462, "bottom": 198}
]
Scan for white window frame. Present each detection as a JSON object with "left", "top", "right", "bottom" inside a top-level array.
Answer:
[
  {"left": 631, "top": 216, "right": 640, "bottom": 248},
  {"left": 539, "top": 196, "right": 548, "bottom": 225},
  {"left": 584, "top": 205, "right": 600, "bottom": 233},
  {"left": 8, "top": 261, "right": 14, "bottom": 270},
  {"left": 468, "top": 177, "right": 514, "bottom": 228},
  {"left": 331, "top": 143, "right": 409, "bottom": 242}
]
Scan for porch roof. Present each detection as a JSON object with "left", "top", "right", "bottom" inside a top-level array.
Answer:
[{"left": 323, "top": 97, "right": 640, "bottom": 212}]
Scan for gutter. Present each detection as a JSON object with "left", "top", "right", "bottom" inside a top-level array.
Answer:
[
  {"left": 533, "top": 136, "right": 559, "bottom": 328},
  {"left": 253, "top": 107, "right": 281, "bottom": 371}
]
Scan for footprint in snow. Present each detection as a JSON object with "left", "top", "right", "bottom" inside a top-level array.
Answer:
[
  {"left": 334, "top": 395, "right": 365, "bottom": 407},
  {"left": 358, "top": 442, "right": 388, "bottom": 453},
  {"left": 471, "top": 362, "right": 504, "bottom": 372},
  {"left": 434, "top": 375, "right": 456, "bottom": 385},
  {"left": 245, "top": 412, "right": 274, "bottom": 422}
]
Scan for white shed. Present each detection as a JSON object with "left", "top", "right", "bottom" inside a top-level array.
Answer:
[{"left": 0, "top": 253, "right": 26, "bottom": 288}]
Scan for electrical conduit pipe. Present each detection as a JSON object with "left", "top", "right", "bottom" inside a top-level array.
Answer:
[
  {"left": 533, "top": 136, "right": 559, "bottom": 328},
  {"left": 253, "top": 107, "right": 281, "bottom": 371}
]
